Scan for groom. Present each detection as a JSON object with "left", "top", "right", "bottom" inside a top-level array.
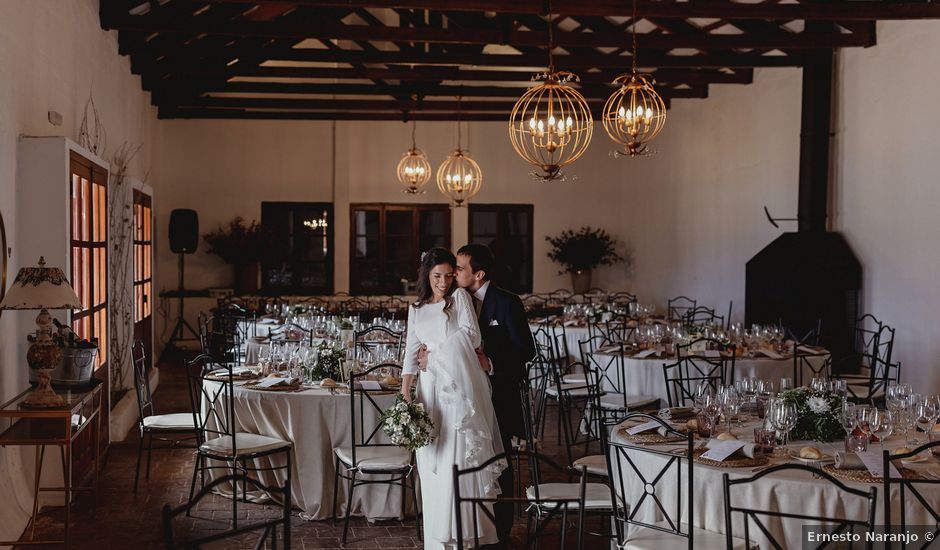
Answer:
[{"left": 456, "top": 243, "right": 535, "bottom": 547}]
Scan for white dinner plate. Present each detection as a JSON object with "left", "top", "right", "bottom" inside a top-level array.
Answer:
[
  {"left": 787, "top": 449, "right": 834, "bottom": 463},
  {"left": 899, "top": 454, "right": 930, "bottom": 465}
]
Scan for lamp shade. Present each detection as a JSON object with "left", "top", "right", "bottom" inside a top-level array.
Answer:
[{"left": 0, "top": 257, "right": 82, "bottom": 310}]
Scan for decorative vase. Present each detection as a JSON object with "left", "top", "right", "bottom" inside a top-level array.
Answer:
[
  {"left": 570, "top": 269, "right": 592, "bottom": 293},
  {"left": 235, "top": 262, "right": 259, "bottom": 294}
]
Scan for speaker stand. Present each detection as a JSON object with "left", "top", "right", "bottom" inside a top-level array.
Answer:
[{"left": 161, "top": 253, "right": 199, "bottom": 361}]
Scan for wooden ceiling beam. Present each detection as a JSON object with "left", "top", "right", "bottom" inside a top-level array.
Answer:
[
  {"left": 167, "top": 96, "right": 703, "bottom": 111},
  {"left": 102, "top": 14, "right": 874, "bottom": 49},
  {"left": 187, "top": 0, "right": 940, "bottom": 21},
  {"left": 151, "top": 80, "right": 706, "bottom": 99},
  {"left": 152, "top": 65, "right": 752, "bottom": 85},
  {"left": 159, "top": 108, "right": 529, "bottom": 121}
]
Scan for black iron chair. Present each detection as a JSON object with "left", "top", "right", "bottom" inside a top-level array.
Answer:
[
  {"left": 162, "top": 473, "right": 291, "bottom": 549},
  {"left": 611, "top": 412, "right": 743, "bottom": 549},
  {"left": 662, "top": 338, "right": 734, "bottom": 407},
  {"left": 667, "top": 296, "right": 697, "bottom": 321},
  {"left": 723, "top": 464, "right": 876, "bottom": 549},
  {"left": 186, "top": 354, "right": 293, "bottom": 529},
  {"left": 883, "top": 440, "right": 940, "bottom": 548},
  {"left": 682, "top": 306, "right": 723, "bottom": 328},
  {"left": 354, "top": 325, "right": 405, "bottom": 363},
  {"left": 454, "top": 451, "right": 588, "bottom": 550},
  {"left": 580, "top": 340, "right": 659, "bottom": 413},
  {"left": 331, "top": 363, "right": 418, "bottom": 544},
  {"left": 131, "top": 340, "right": 197, "bottom": 493}
]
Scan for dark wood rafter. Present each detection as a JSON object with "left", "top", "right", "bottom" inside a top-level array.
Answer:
[{"left": 99, "top": 0, "right": 940, "bottom": 120}]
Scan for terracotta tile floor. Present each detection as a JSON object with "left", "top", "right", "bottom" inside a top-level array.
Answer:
[{"left": 19, "top": 352, "right": 602, "bottom": 549}]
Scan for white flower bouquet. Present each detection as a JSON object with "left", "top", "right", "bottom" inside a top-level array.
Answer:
[
  {"left": 779, "top": 387, "right": 845, "bottom": 442},
  {"left": 380, "top": 395, "right": 436, "bottom": 452}
]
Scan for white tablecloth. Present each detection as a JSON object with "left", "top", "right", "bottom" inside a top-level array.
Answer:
[
  {"left": 610, "top": 421, "right": 940, "bottom": 548},
  {"left": 528, "top": 323, "right": 589, "bottom": 361},
  {"left": 591, "top": 351, "right": 829, "bottom": 401},
  {"left": 205, "top": 381, "right": 408, "bottom": 520}
]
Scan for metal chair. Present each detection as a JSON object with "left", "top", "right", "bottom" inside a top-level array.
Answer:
[
  {"left": 663, "top": 338, "right": 734, "bottom": 407},
  {"left": 131, "top": 340, "right": 196, "bottom": 493},
  {"left": 723, "top": 464, "right": 876, "bottom": 549},
  {"left": 882, "top": 440, "right": 940, "bottom": 547},
  {"left": 186, "top": 354, "right": 293, "bottom": 529},
  {"left": 580, "top": 340, "right": 659, "bottom": 413},
  {"left": 667, "top": 296, "right": 697, "bottom": 321},
  {"left": 162, "top": 473, "right": 291, "bottom": 549},
  {"left": 610, "top": 412, "right": 745, "bottom": 549},
  {"left": 454, "top": 450, "right": 588, "bottom": 550},
  {"left": 331, "top": 363, "right": 418, "bottom": 543},
  {"left": 354, "top": 324, "right": 405, "bottom": 363}
]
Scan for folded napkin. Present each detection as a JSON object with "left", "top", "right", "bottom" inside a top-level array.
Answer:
[
  {"left": 564, "top": 320, "right": 579, "bottom": 327},
  {"left": 624, "top": 420, "right": 670, "bottom": 437},
  {"left": 833, "top": 452, "right": 865, "bottom": 470},
  {"left": 706, "top": 438, "right": 759, "bottom": 459},
  {"left": 256, "top": 375, "right": 300, "bottom": 388},
  {"left": 211, "top": 366, "right": 254, "bottom": 377}
]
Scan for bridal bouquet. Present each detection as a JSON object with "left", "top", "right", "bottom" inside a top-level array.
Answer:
[
  {"left": 381, "top": 395, "right": 435, "bottom": 452},
  {"left": 779, "top": 387, "right": 845, "bottom": 442}
]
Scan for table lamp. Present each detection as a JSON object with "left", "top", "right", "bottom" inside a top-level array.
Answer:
[{"left": 0, "top": 257, "right": 83, "bottom": 407}]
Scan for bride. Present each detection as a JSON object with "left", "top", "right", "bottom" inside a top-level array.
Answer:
[{"left": 401, "top": 247, "right": 507, "bottom": 549}]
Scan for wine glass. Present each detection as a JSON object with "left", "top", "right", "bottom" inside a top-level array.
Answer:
[
  {"left": 719, "top": 388, "right": 741, "bottom": 433},
  {"left": 694, "top": 381, "right": 713, "bottom": 410},
  {"left": 914, "top": 401, "right": 938, "bottom": 445},
  {"left": 780, "top": 377, "right": 793, "bottom": 392},
  {"left": 771, "top": 401, "right": 798, "bottom": 451},
  {"left": 702, "top": 394, "right": 721, "bottom": 438},
  {"left": 871, "top": 410, "right": 894, "bottom": 451},
  {"left": 840, "top": 403, "right": 858, "bottom": 438},
  {"left": 857, "top": 406, "right": 877, "bottom": 442}
]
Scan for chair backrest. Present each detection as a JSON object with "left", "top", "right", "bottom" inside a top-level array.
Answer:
[
  {"left": 549, "top": 323, "right": 569, "bottom": 362},
  {"left": 354, "top": 325, "right": 405, "bottom": 362},
  {"left": 347, "top": 363, "right": 405, "bottom": 467},
  {"left": 667, "top": 296, "right": 697, "bottom": 321},
  {"left": 186, "top": 353, "right": 236, "bottom": 452},
  {"left": 582, "top": 344, "right": 626, "bottom": 399},
  {"left": 453, "top": 450, "right": 587, "bottom": 550},
  {"left": 846, "top": 355, "right": 899, "bottom": 406},
  {"left": 610, "top": 291, "right": 638, "bottom": 306},
  {"left": 683, "top": 306, "right": 723, "bottom": 328},
  {"left": 131, "top": 340, "right": 154, "bottom": 426},
  {"left": 664, "top": 338, "right": 734, "bottom": 407},
  {"left": 607, "top": 412, "right": 695, "bottom": 547},
  {"left": 162, "top": 473, "right": 291, "bottom": 549},
  {"left": 883, "top": 440, "right": 940, "bottom": 544},
  {"left": 577, "top": 334, "right": 607, "bottom": 364},
  {"left": 724, "top": 464, "right": 877, "bottom": 549}
]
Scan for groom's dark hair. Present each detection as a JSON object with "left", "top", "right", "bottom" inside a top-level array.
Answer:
[{"left": 457, "top": 243, "right": 495, "bottom": 281}]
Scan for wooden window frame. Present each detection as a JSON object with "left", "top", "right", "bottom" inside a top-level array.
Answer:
[
  {"left": 69, "top": 151, "right": 108, "bottom": 368},
  {"left": 133, "top": 189, "right": 152, "bottom": 323},
  {"left": 349, "top": 203, "right": 451, "bottom": 295},
  {"left": 468, "top": 203, "right": 534, "bottom": 294}
]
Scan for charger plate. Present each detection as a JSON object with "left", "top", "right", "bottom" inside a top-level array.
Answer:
[{"left": 693, "top": 448, "right": 769, "bottom": 468}]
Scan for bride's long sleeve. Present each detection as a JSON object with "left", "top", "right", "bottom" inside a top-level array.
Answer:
[
  {"left": 454, "top": 288, "right": 482, "bottom": 349},
  {"left": 402, "top": 305, "right": 422, "bottom": 376}
]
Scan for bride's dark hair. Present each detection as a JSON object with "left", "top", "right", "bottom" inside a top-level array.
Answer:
[{"left": 413, "top": 247, "right": 457, "bottom": 316}]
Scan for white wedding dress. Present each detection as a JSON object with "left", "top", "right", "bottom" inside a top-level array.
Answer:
[{"left": 402, "top": 287, "right": 507, "bottom": 549}]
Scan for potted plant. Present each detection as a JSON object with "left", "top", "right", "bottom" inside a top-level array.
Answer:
[
  {"left": 203, "top": 217, "right": 275, "bottom": 294},
  {"left": 546, "top": 226, "right": 625, "bottom": 293}
]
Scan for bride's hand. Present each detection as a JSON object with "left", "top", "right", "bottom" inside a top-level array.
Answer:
[{"left": 400, "top": 388, "right": 412, "bottom": 403}]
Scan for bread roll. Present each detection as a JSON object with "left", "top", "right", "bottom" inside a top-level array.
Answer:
[
  {"left": 716, "top": 432, "right": 738, "bottom": 441},
  {"left": 382, "top": 375, "right": 400, "bottom": 386},
  {"left": 799, "top": 446, "right": 823, "bottom": 459},
  {"left": 320, "top": 378, "right": 337, "bottom": 388},
  {"left": 931, "top": 424, "right": 940, "bottom": 433},
  {"left": 891, "top": 447, "right": 912, "bottom": 456},
  {"left": 686, "top": 419, "right": 698, "bottom": 431}
]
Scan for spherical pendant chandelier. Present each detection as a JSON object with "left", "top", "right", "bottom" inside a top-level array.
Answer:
[
  {"left": 602, "top": 0, "right": 667, "bottom": 157},
  {"left": 509, "top": 10, "right": 592, "bottom": 181},
  {"left": 396, "top": 119, "right": 431, "bottom": 194},
  {"left": 437, "top": 102, "right": 482, "bottom": 207}
]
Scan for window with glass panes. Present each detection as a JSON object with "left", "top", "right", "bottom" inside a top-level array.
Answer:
[
  {"left": 468, "top": 204, "right": 533, "bottom": 294},
  {"left": 261, "top": 202, "right": 334, "bottom": 294},
  {"left": 349, "top": 204, "right": 450, "bottom": 295},
  {"left": 69, "top": 152, "right": 108, "bottom": 367},
  {"left": 133, "top": 190, "right": 152, "bottom": 322}
]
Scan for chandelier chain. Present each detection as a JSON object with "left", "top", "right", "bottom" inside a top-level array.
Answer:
[{"left": 631, "top": 0, "right": 638, "bottom": 74}]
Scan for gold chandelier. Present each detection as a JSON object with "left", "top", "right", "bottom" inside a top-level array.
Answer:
[
  {"left": 602, "top": 0, "right": 667, "bottom": 157},
  {"left": 396, "top": 118, "right": 431, "bottom": 194},
  {"left": 509, "top": 9, "right": 592, "bottom": 181},
  {"left": 437, "top": 102, "right": 482, "bottom": 207}
]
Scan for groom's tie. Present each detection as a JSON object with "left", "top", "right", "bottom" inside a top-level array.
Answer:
[{"left": 473, "top": 295, "right": 483, "bottom": 317}]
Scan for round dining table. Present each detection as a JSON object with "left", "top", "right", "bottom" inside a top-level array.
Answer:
[
  {"left": 204, "top": 378, "right": 410, "bottom": 521},
  {"left": 610, "top": 418, "right": 940, "bottom": 548}
]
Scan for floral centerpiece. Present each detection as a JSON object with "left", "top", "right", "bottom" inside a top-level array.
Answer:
[
  {"left": 380, "top": 394, "right": 435, "bottom": 452},
  {"left": 309, "top": 341, "right": 345, "bottom": 381},
  {"left": 779, "top": 387, "right": 845, "bottom": 442}
]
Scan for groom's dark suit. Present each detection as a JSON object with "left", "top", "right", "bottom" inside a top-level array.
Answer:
[{"left": 476, "top": 282, "right": 536, "bottom": 541}]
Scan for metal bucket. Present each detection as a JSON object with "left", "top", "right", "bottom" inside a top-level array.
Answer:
[{"left": 51, "top": 347, "right": 98, "bottom": 387}]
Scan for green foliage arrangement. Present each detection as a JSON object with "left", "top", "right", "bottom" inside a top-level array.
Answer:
[
  {"left": 203, "top": 217, "right": 277, "bottom": 264},
  {"left": 779, "top": 387, "right": 845, "bottom": 442},
  {"left": 309, "top": 341, "right": 345, "bottom": 381},
  {"left": 545, "top": 226, "right": 625, "bottom": 274}
]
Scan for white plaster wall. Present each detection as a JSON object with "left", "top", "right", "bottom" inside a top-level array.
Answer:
[
  {"left": 834, "top": 20, "right": 940, "bottom": 393},
  {"left": 0, "top": 0, "right": 154, "bottom": 542}
]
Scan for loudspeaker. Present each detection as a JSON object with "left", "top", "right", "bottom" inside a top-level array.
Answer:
[{"left": 169, "top": 209, "right": 199, "bottom": 254}]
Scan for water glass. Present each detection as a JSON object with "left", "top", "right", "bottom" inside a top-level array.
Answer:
[
  {"left": 753, "top": 428, "right": 776, "bottom": 454},
  {"left": 845, "top": 433, "right": 869, "bottom": 453},
  {"left": 780, "top": 377, "right": 793, "bottom": 392}
]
